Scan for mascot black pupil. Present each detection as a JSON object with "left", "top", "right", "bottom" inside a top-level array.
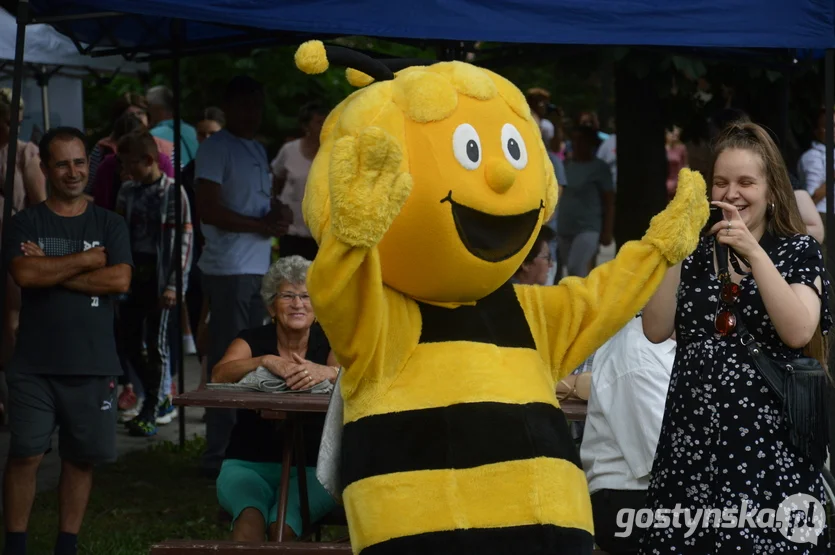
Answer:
[
  {"left": 467, "top": 140, "right": 479, "bottom": 162},
  {"left": 507, "top": 138, "right": 521, "bottom": 160}
]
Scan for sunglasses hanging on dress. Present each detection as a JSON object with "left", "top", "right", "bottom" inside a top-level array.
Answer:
[{"left": 714, "top": 239, "right": 750, "bottom": 336}]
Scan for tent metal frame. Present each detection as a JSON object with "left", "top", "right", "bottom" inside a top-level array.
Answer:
[
  {"left": 0, "top": 0, "right": 196, "bottom": 446},
  {"left": 4, "top": 0, "right": 835, "bottom": 456}
]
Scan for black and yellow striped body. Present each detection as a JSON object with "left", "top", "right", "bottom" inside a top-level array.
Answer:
[{"left": 341, "top": 282, "right": 594, "bottom": 554}]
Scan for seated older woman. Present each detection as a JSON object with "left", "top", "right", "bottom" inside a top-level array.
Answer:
[{"left": 212, "top": 255, "right": 339, "bottom": 541}]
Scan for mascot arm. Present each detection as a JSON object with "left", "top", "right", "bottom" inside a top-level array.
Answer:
[
  {"left": 516, "top": 168, "right": 708, "bottom": 380},
  {"left": 306, "top": 127, "right": 417, "bottom": 398},
  {"left": 307, "top": 233, "right": 418, "bottom": 398}
]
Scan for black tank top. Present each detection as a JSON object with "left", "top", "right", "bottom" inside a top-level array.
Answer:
[{"left": 223, "top": 322, "right": 330, "bottom": 463}]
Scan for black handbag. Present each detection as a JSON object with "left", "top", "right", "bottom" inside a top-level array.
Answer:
[{"left": 716, "top": 238, "right": 830, "bottom": 470}]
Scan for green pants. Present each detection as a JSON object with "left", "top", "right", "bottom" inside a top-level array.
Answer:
[{"left": 217, "top": 459, "right": 337, "bottom": 536}]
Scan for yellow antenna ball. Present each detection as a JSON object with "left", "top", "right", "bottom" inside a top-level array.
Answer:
[
  {"left": 346, "top": 68, "right": 374, "bottom": 88},
  {"left": 295, "top": 40, "right": 329, "bottom": 74}
]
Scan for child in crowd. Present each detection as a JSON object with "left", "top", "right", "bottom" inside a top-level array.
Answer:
[{"left": 115, "top": 131, "right": 193, "bottom": 437}]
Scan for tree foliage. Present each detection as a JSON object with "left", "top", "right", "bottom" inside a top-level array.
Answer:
[{"left": 82, "top": 40, "right": 825, "bottom": 166}]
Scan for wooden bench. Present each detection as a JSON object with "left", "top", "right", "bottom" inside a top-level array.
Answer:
[
  {"left": 151, "top": 540, "right": 609, "bottom": 554},
  {"left": 149, "top": 541, "right": 353, "bottom": 554}
]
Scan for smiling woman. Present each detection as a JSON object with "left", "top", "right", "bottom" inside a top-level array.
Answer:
[
  {"left": 210, "top": 255, "right": 339, "bottom": 542},
  {"left": 640, "top": 122, "right": 832, "bottom": 554}
]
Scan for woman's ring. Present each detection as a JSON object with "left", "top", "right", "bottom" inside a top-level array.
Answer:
[{"left": 727, "top": 221, "right": 732, "bottom": 230}]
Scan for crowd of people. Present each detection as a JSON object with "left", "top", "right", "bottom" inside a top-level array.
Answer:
[
  {"left": 529, "top": 89, "right": 828, "bottom": 288},
  {"left": 0, "top": 72, "right": 832, "bottom": 555},
  {"left": 0, "top": 76, "right": 332, "bottom": 554}
]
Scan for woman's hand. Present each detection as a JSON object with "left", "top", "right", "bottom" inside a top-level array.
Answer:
[
  {"left": 709, "top": 201, "right": 765, "bottom": 260},
  {"left": 260, "top": 355, "right": 297, "bottom": 379},
  {"left": 284, "top": 353, "right": 337, "bottom": 390}
]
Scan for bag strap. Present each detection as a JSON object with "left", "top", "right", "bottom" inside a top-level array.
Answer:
[{"left": 715, "top": 237, "right": 786, "bottom": 400}]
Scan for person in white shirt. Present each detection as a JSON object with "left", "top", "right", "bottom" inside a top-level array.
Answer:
[
  {"left": 580, "top": 314, "right": 675, "bottom": 554},
  {"left": 271, "top": 101, "right": 328, "bottom": 261},
  {"left": 797, "top": 108, "right": 834, "bottom": 220},
  {"left": 596, "top": 133, "right": 617, "bottom": 191}
]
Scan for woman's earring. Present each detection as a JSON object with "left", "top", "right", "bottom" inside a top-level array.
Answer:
[{"left": 767, "top": 202, "right": 775, "bottom": 217}]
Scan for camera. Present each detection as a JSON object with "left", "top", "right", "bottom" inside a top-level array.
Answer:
[{"left": 701, "top": 206, "right": 724, "bottom": 236}]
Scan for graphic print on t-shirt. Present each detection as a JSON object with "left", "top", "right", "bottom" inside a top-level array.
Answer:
[{"left": 39, "top": 237, "right": 102, "bottom": 307}]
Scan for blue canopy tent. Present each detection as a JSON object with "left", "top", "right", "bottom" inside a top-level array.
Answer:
[
  {"left": 18, "top": 0, "right": 835, "bottom": 50},
  {"left": 3, "top": 0, "right": 835, "bottom": 450}
]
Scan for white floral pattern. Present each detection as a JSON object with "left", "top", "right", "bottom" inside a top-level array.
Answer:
[{"left": 639, "top": 233, "right": 833, "bottom": 554}]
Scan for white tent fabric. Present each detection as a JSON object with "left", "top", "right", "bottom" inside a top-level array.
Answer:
[
  {"left": 0, "top": 8, "right": 147, "bottom": 139},
  {"left": 0, "top": 74, "right": 83, "bottom": 139},
  {"left": 0, "top": 8, "right": 147, "bottom": 75}
]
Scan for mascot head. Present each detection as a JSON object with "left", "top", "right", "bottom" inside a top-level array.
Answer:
[{"left": 296, "top": 41, "right": 558, "bottom": 304}]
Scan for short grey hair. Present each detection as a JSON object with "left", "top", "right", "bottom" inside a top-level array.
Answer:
[
  {"left": 146, "top": 86, "right": 174, "bottom": 112},
  {"left": 261, "top": 255, "right": 312, "bottom": 307}
]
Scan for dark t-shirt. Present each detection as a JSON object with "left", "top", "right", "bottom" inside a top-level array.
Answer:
[
  {"left": 224, "top": 322, "right": 331, "bottom": 463},
  {"left": 4, "top": 202, "right": 133, "bottom": 376}
]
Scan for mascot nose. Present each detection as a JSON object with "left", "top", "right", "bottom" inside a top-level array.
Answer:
[{"left": 485, "top": 158, "right": 517, "bottom": 194}]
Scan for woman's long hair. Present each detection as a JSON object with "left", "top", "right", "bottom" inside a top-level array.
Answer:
[{"left": 709, "top": 122, "right": 830, "bottom": 369}]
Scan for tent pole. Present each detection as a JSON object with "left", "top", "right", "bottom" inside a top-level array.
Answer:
[
  {"left": 1, "top": 0, "right": 29, "bottom": 359},
  {"left": 825, "top": 49, "right": 834, "bottom": 481},
  {"left": 172, "top": 19, "right": 186, "bottom": 450},
  {"left": 826, "top": 49, "right": 833, "bottom": 288},
  {"left": 40, "top": 66, "right": 51, "bottom": 131}
]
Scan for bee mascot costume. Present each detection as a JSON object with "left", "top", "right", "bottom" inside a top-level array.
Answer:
[{"left": 294, "top": 40, "right": 708, "bottom": 555}]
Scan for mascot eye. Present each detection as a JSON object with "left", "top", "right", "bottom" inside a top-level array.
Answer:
[
  {"left": 501, "top": 124, "right": 528, "bottom": 170},
  {"left": 453, "top": 124, "right": 482, "bottom": 170}
]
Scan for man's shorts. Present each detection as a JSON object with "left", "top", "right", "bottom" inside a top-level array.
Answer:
[{"left": 7, "top": 373, "right": 118, "bottom": 464}]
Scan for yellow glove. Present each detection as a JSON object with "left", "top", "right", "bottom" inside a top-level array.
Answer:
[
  {"left": 643, "top": 168, "right": 710, "bottom": 264},
  {"left": 328, "top": 127, "right": 413, "bottom": 248}
]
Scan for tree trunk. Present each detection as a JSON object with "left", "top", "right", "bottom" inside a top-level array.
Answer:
[{"left": 613, "top": 54, "right": 669, "bottom": 250}]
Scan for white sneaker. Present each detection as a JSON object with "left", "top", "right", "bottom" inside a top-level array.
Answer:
[
  {"left": 120, "top": 398, "right": 143, "bottom": 422},
  {"left": 183, "top": 335, "right": 197, "bottom": 355}
]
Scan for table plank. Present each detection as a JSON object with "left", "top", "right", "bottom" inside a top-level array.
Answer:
[
  {"left": 560, "top": 399, "right": 587, "bottom": 421},
  {"left": 150, "top": 541, "right": 352, "bottom": 553},
  {"left": 175, "top": 389, "right": 586, "bottom": 420},
  {"left": 173, "top": 389, "right": 330, "bottom": 413}
]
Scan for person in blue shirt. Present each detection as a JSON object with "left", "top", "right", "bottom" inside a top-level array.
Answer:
[
  {"left": 146, "top": 85, "right": 200, "bottom": 167},
  {"left": 194, "top": 76, "right": 292, "bottom": 478}
]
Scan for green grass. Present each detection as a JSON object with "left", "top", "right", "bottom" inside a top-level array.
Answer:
[{"left": 24, "top": 437, "right": 228, "bottom": 554}]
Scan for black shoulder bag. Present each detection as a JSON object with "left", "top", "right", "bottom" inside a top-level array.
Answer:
[{"left": 715, "top": 237, "right": 830, "bottom": 471}]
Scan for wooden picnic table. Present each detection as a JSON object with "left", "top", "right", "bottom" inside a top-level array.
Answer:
[
  {"left": 175, "top": 389, "right": 587, "bottom": 420},
  {"left": 174, "top": 389, "right": 332, "bottom": 542},
  {"left": 173, "top": 389, "right": 587, "bottom": 543},
  {"left": 560, "top": 398, "right": 588, "bottom": 422}
]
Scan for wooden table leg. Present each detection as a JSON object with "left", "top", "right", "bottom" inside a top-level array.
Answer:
[
  {"left": 272, "top": 419, "right": 296, "bottom": 542},
  {"left": 294, "top": 416, "right": 311, "bottom": 536}
]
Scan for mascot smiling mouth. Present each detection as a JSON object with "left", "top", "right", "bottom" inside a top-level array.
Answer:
[{"left": 441, "top": 191, "right": 543, "bottom": 263}]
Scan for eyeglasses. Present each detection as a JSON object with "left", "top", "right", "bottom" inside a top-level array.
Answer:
[
  {"left": 714, "top": 278, "right": 741, "bottom": 335},
  {"left": 278, "top": 292, "right": 311, "bottom": 303},
  {"left": 536, "top": 254, "right": 554, "bottom": 266}
]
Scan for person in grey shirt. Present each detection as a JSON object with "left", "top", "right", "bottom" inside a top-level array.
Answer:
[{"left": 556, "top": 125, "right": 614, "bottom": 278}]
